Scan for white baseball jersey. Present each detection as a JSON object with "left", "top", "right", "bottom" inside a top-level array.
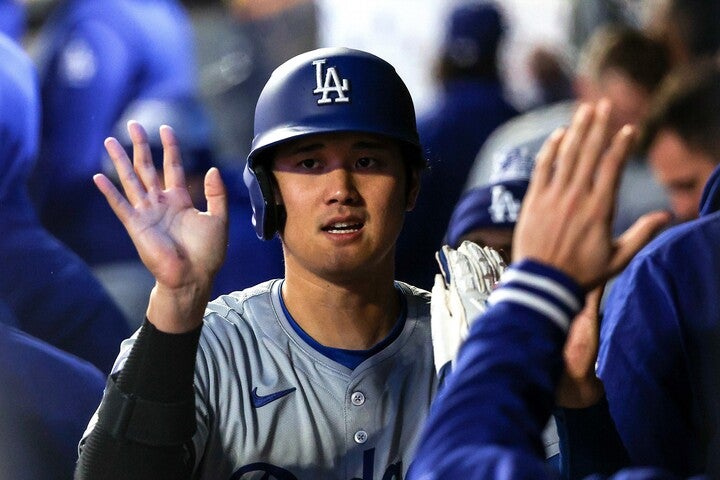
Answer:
[{"left": 90, "top": 279, "right": 437, "bottom": 479}]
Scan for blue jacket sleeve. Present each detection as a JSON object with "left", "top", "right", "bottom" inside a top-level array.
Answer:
[
  {"left": 407, "top": 260, "right": 703, "bottom": 480},
  {"left": 0, "top": 321, "right": 105, "bottom": 479},
  {"left": 408, "top": 260, "right": 583, "bottom": 479}
]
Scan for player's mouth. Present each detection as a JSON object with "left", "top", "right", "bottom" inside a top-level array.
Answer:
[{"left": 322, "top": 221, "right": 364, "bottom": 234}]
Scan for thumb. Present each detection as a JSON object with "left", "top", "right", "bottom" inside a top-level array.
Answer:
[
  {"left": 204, "top": 167, "right": 228, "bottom": 221},
  {"left": 608, "top": 210, "right": 672, "bottom": 276}
]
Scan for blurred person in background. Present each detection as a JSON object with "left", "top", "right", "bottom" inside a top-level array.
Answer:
[
  {"left": 27, "top": 0, "right": 210, "bottom": 327},
  {"left": 644, "top": 0, "right": 720, "bottom": 66},
  {"left": 191, "top": 0, "right": 319, "bottom": 297},
  {"left": 0, "top": 31, "right": 130, "bottom": 373},
  {"left": 638, "top": 59, "right": 720, "bottom": 223},
  {"left": 196, "top": 0, "right": 318, "bottom": 165},
  {"left": 596, "top": 63, "right": 720, "bottom": 477},
  {"left": 444, "top": 146, "right": 532, "bottom": 260},
  {"left": 467, "top": 25, "right": 671, "bottom": 237},
  {"left": 0, "top": 305, "right": 106, "bottom": 480},
  {"left": 396, "top": 0, "right": 518, "bottom": 290},
  {"left": 0, "top": 0, "right": 25, "bottom": 42}
]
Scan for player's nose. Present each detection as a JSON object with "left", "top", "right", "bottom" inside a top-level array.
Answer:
[{"left": 324, "top": 167, "right": 359, "bottom": 205}]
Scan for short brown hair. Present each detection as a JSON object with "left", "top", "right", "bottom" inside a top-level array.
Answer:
[
  {"left": 639, "top": 59, "right": 720, "bottom": 162},
  {"left": 577, "top": 25, "right": 671, "bottom": 95}
]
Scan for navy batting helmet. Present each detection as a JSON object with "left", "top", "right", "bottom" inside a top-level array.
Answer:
[{"left": 243, "top": 47, "right": 424, "bottom": 240}]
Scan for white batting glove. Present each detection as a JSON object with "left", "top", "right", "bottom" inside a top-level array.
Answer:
[{"left": 430, "top": 241, "right": 507, "bottom": 375}]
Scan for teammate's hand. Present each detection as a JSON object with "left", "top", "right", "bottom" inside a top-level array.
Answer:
[
  {"left": 512, "top": 100, "right": 671, "bottom": 290},
  {"left": 94, "top": 121, "right": 228, "bottom": 332},
  {"left": 556, "top": 286, "right": 604, "bottom": 408}
]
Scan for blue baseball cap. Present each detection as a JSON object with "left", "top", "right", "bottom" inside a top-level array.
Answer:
[
  {"left": 445, "top": 145, "right": 534, "bottom": 247},
  {"left": 442, "top": 1, "right": 505, "bottom": 68}
]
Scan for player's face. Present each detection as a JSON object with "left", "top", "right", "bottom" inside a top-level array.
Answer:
[
  {"left": 459, "top": 227, "right": 514, "bottom": 264},
  {"left": 599, "top": 71, "right": 651, "bottom": 135},
  {"left": 648, "top": 129, "right": 717, "bottom": 222},
  {"left": 272, "top": 132, "right": 418, "bottom": 281}
]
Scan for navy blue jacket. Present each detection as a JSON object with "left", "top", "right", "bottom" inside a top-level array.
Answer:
[
  {"left": 30, "top": 0, "right": 200, "bottom": 266},
  {"left": 408, "top": 258, "right": 709, "bottom": 480},
  {"left": 0, "top": 315, "right": 105, "bottom": 480},
  {"left": 598, "top": 163, "right": 720, "bottom": 477},
  {"left": 0, "top": 32, "right": 130, "bottom": 373}
]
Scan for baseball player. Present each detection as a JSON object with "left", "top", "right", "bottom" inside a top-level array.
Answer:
[
  {"left": 28, "top": 0, "right": 205, "bottom": 325},
  {"left": 76, "top": 48, "right": 438, "bottom": 479},
  {"left": 597, "top": 62, "right": 720, "bottom": 476},
  {"left": 0, "top": 31, "right": 130, "bottom": 374},
  {"left": 407, "top": 102, "right": 672, "bottom": 479}
]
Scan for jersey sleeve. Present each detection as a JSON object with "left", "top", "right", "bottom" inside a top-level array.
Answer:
[{"left": 75, "top": 319, "right": 201, "bottom": 479}]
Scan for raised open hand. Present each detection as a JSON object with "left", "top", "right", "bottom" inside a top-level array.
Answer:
[
  {"left": 512, "top": 100, "right": 671, "bottom": 290},
  {"left": 94, "top": 121, "right": 228, "bottom": 332}
]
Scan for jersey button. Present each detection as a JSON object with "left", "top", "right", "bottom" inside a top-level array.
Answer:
[
  {"left": 351, "top": 391, "right": 365, "bottom": 406},
  {"left": 354, "top": 430, "right": 368, "bottom": 444}
]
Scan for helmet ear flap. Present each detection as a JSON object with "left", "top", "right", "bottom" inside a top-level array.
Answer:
[{"left": 243, "top": 161, "right": 285, "bottom": 240}]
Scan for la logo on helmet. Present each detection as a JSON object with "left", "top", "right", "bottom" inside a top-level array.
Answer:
[{"left": 313, "top": 59, "right": 350, "bottom": 104}]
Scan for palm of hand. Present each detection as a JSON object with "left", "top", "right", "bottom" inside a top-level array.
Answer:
[
  {"left": 95, "top": 122, "right": 228, "bottom": 294},
  {"left": 127, "top": 184, "right": 227, "bottom": 291}
]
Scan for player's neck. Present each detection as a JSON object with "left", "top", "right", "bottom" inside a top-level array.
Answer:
[{"left": 281, "top": 270, "right": 400, "bottom": 350}]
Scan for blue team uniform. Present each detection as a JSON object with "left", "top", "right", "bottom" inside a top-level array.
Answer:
[
  {"left": 0, "top": 0, "right": 25, "bottom": 41},
  {"left": 29, "top": 0, "right": 200, "bottom": 266},
  {"left": 0, "top": 32, "right": 130, "bottom": 373},
  {"left": 407, "top": 260, "right": 709, "bottom": 480},
  {"left": 597, "top": 163, "right": 720, "bottom": 477},
  {"left": 396, "top": 79, "right": 518, "bottom": 290},
  {"left": 0, "top": 315, "right": 106, "bottom": 480}
]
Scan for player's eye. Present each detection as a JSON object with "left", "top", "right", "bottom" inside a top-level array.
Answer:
[
  {"left": 298, "top": 158, "right": 320, "bottom": 170},
  {"left": 356, "top": 157, "right": 377, "bottom": 169}
]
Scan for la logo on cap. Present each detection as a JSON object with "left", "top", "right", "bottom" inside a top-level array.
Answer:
[
  {"left": 313, "top": 59, "right": 350, "bottom": 105},
  {"left": 488, "top": 185, "right": 520, "bottom": 223}
]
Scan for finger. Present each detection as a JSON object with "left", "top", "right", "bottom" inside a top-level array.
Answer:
[
  {"left": 160, "top": 125, "right": 187, "bottom": 190},
  {"left": 128, "top": 121, "right": 162, "bottom": 193},
  {"left": 204, "top": 167, "right": 228, "bottom": 221},
  {"left": 608, "top": 210, "right": 672, "bottom": 275},
  {"left": 572, "top": 99, "right": 611, "bottom": 188},
  {"left": 584, "top": 285, "right": 605, "bottom": 312},
  {"left": 93, "top": 173, "right": 136, "bottom": 227},
  {"left": 104, "top": 136, "right": 148, "bottom": 206},
  {"left": 591, "top": 124, "right": 636, "bottom": 222},
  {"left": 553, "top": 103, "right": 595, "bottom": 186},
  {"left": 525, "top": 127, "right": 565, "bottom": 198}
]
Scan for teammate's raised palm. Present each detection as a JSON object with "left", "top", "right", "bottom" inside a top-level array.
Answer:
[{"left": 94, "top": 121, "right": 228, "bottom": 332}]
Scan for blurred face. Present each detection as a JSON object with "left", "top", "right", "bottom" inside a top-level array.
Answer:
[
  {"left": 272, "top": 132, "right": 419, "bottom": 282},
  {"left": 648, "top": 129, "right": 718, "bottom": 222},
  {"left": 578, "top": 70, "right": 652, "bottom": 134},
  {"left": 459, "top": 227, "right": 514, "bottom": 263},
  {"left": 598, "top": 70, "right": 652, "bottom": 134}
]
